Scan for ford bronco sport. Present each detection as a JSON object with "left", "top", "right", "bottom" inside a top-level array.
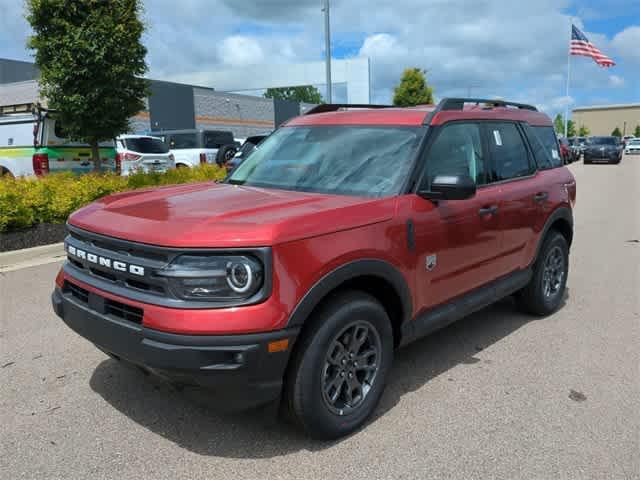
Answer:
[{"left": 52, "top": 98, "right": 576, "bottom": 439}]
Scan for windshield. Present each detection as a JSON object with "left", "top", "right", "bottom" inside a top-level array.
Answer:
[
  {"left": 588, "top": 137, "right": 618, "bottom": 145},
  {"left": 125, "top": 137, "right": 169, "bottom": 153},
  {"left": 629, "top": 139, "right": 640, "bottom": 145},
  {"left": 227, "top": 126, "right": 422, "bottom": 197}
]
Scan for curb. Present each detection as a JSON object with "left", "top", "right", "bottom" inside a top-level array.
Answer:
[{"left": 0, "top": 242, "right": 66, "bottom": 273}]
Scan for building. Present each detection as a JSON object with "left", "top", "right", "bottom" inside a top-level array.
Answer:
[
  {"left": 0, "top": 58, "right": 320, "bottom": 138},
  {"left": 572, "top": 104, "right": 640, "bottom": 137}
]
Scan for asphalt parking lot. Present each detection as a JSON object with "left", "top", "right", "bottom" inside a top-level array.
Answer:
[{"left": 1, "top": 156, "right": 639, "bottom": 480}]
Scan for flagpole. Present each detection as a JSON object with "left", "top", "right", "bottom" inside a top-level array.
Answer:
[{"left": 564, "top": 19, "right": 572, "bottom": 138}]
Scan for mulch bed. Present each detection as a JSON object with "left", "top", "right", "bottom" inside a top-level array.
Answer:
[{"left": 0, "top": 223, "right": 67, "bottom": 253}]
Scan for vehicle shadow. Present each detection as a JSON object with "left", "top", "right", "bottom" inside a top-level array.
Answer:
[{"left": 89, "top": 290, "right": 569, "bottom": 458}]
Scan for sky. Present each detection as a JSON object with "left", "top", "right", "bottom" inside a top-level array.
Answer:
[{"left": 1, "top": 0, "right": 638, "bottom": 119}]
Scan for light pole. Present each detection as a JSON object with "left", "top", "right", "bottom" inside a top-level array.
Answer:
[{"left": 322, "top": 0, "right": 332, "bottom": 103}]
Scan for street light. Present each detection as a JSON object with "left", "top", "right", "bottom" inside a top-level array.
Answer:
[{"left": 322, "top": 0, "right": 332, "bottom": 103}]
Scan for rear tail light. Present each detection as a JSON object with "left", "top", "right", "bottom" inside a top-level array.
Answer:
[
  {"left": 123, "top": 153, "right": 142, "bottom": 161},
  {"left": 115, "top": 153, "right": 122, "bottom": 175},
  {"left": 199, "top": 153, "right": 207, "bottom": 164},
  {"left": 32, "top": 153, "right": 49, "bottom": 176}
]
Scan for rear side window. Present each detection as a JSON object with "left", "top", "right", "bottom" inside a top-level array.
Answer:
[
  {"left": 204, "top": 131, "right": 234, "bottom": 149},
  {"left": 420, "top": 122, "right": 487, "bottom": 189},
  {"left": 531, "top": 126, "right": 562, "bottom": 168},
  {"left": 168, "top": 133, "right": 198, "bottom": 149},
  {"left": 487, "top": 123, "right": 533, "bottom": 181},
  {"left": 125, "top": 137, "right": 169, "bottom": 154}
]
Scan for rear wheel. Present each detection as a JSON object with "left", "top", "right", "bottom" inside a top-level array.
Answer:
[
  {"left": 285, "top": 291, "right": 393, "bottom": 439},
  {"left": 516, "top": 231, "right": 569, "bottom": 316},
  {"left": 216, "top": 145, "right": 237, "bottom": 166}
]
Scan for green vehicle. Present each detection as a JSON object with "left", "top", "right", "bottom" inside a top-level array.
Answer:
[{"left": 0, "top": 103, "right": 117, "bottom": 177}]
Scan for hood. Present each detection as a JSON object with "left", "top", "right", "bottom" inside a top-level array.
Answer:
[{"left": 68, "top": 182, "right": 396, "bottom": 248}]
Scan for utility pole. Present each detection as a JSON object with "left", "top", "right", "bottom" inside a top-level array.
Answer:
[{"left": 322, "top": 0, "right": 332, "bottom": 103}]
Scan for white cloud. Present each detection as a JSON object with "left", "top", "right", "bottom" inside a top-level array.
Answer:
[
  {"left": 609, "top": 75, "right": 624, "bottom": 88},
  {"left": 217, "top": 36, "right": 265, "bottom": 66},
  {"left": 611, "top": 26, "right": 640, "bottom": 64}
]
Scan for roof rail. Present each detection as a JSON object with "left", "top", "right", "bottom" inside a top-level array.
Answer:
[
  {"left": 304, "top": 103, "right": 393, "bottom": 115},
  {"left": 423, "top": 97, "right": 537, "bottom": 124}
]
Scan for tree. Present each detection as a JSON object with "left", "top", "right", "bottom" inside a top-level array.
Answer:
[
  {"left": 578, "top": 125, "right": 590, "bottom": 137},
  {"left": 634, "top": 125, "right": 640, "bottom": 137},
  {"left": 611, "top": 127, "right": 622, "bottom": 137},
  {"left": 264, "top": 86, "right": 323, "bottom": 104},
  {"left": 27, "top": 0, "right": 149, "bottom": 171},
  {"left": 393, "top": 68, "right": 434, "bottom": 107},
  {"left": 554, "top": 114, "right": 575, "bottom": 137}
]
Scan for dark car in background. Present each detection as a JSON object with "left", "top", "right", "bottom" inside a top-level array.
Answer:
[
  {"left": 226, "top": 134, "right": 268, "bottom": 172},
  {"left": 583, "top": 136, "right": 622, "bottom": 164}
]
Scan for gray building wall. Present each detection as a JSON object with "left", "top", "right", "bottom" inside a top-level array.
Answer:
[
  {"left": 0, "top": 59, "right": 39, "bottom": 84},
  {"left": 193, "top": 88, "right": 275, "bottom": 138}
]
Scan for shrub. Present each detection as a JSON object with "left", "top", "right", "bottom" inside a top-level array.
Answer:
[{"left": 0, "top": 165, "right": 226, "bottom": 233}]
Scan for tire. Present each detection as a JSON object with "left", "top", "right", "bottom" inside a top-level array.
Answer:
[
  {"left": 516, "top": 231, "right": 569, "bottom": 316},
  {"left": 216, "top": 145, "right": 237, "bottom": 166},
  {"left": 284, "top": 291, "right": 394, "bottom": 439},
  {"left": 176, "top": 163, "right": 189, "bottom": 169}
]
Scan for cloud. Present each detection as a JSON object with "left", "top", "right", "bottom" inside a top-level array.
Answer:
[
  {"left": 217, "top": 36, "right": 265, "bottom": 66},
  {"left": 611, "top": 26, "right": 640, "bottom": 64},
  {"left": 608, "top": 75, "right": 624, "bottom": 88}
]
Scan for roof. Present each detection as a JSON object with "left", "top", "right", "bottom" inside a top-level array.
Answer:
[
  {"left": 573, "top": 103, "right": 640, "bottom": 112},
  {"left": 0, "top": 80, "right": 43, "bottom": 107},
  {"left": 117, "top": 134, "right": 162, "bottom": 139},
  {"left": 287, "top": 103, "right": 552, "bottom": 127}
]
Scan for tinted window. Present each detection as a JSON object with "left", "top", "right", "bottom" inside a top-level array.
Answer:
[
  {"left": 228, "top": 126, "right": 421, "bottom": 197},
  {"left": 532, "top": 126, "right": 563, "bottom": 169},
  {"left": 204, "top": 131, "right": 234, "bottom": 149},
  {"left": 488, "top": 123, "right": 533, "bottom": 181},
  {"left": 168, "top": 133, "right": 198, "bottom": 149},
  {"left": 53, "top": 120, "right": 67, "bottom": 139},
  {"left": 588, "top": 136, "right": 617, "bottom": 145},
  {"left": 125, "top": 137, "right": 169, "bottom": 154},
  {"left": 420, "top": 122, "right": 487, "bottom": 190}
]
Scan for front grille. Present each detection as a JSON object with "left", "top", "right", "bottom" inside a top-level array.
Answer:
[
  {"left": 65, "top": 227, "right": 172, "bottom": 297},
  {"left": 105, "top": 299, "right": 144, "bottom": 324},
  {"left": 63, "top": 280, "right": 144, "bottom": 325}
]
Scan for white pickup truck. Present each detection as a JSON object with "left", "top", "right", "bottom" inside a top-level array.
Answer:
[{"left": 156, "top": 129, "right": 238, "bottom": 168}]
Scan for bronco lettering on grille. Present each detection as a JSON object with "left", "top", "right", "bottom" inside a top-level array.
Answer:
[{"left": 67, "top": 244, "right": 145, "bottom": 276}]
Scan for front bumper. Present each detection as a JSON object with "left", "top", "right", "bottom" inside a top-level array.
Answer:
[{"left": 52, "top": 287, "right": 299, "bottom": 410}]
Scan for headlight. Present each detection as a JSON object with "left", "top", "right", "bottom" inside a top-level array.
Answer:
[{"left": 159, "top": 254, "right": 264, "bottom": 301}]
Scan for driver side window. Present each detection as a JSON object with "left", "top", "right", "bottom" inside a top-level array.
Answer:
[{"left": 419, "top": 122, "right": 486, "bottom": 190}]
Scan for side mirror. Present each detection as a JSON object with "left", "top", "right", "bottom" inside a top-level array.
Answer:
[{"left": 418, "top": 174, "right": 476, "bottom": 201}]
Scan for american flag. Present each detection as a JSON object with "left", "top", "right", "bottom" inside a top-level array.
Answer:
[{"left": 570, "top": 25, "right": 615, "bottom": 67}]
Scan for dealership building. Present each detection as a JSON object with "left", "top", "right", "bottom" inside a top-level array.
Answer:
[{"left": 572, "top": 104, "right": 640, "bottom": 137}]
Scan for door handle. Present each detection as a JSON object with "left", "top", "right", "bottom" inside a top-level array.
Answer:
[
  {"left": 533, "top": 192, "right": 549, "bottom": 203},
  {"left": 478, "top": 205, "right": 499, "bottom": 216}
]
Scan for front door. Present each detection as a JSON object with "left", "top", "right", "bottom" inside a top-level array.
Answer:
[{"left": 412, "top": 121, "right": 502, "bottom": 313}]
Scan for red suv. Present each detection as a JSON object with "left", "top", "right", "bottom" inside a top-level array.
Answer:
[{"left": 52, "top": 98, "right": 576, "bottom": 439}]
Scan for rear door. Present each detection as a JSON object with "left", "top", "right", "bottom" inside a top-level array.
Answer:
[
  {"left": 167, "top": 132, "right": 200, "bottom": 167},
  {"left": 484, "top": 122, "right": 542, "bottom": 274},
  {"left": 124, "top": 137, "right": 171, "bottom": 172}
]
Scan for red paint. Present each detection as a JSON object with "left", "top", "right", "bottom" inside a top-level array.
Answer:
[{"left": 62, "top": 104, "right": 575, "bottom": 336}]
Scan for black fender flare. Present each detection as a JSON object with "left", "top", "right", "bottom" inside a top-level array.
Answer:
[
  {"left": 286, "top": 259, "right": 413, "bottom": 329},
  {"left": 532, "top": 206, "right": 573, "bottom": 264}
]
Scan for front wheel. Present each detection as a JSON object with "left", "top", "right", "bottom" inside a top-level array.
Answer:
[
  {"left": 285, "top": 291, "right": 393, "bottom": 439},
  {"left": 516, "top": 231, "right": 569, "bottom": 316}
]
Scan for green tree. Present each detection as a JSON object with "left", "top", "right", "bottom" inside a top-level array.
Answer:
[
  {"left": 553, "top": 114, "right": 576, "bottom": 137},
  {"left": 611, "top": 127, "right": 622, "bottom": 137},
  {"left": 27, "top": 0, "right": 149, "bottom": 171},
  {"left": 578, "top": 125, "right": 590, "bottom": 137},
  {"left": 392, "top": 68, "right": 434, "bottom": 107},
  {"left": 264, "top": 85, "right": 323, "bottom": 104},
  {"left": 634, "top": 125, "right": 640, "bottom": 137}
]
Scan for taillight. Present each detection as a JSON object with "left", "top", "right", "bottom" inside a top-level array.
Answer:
[
  {"left": 199, "top": 153, "right": 207, "bottom": 164},
  {"left": 115, "top": 153, "right": 122, "bottom": 175},
  {"left": 123, "top": 152, "right": 142, "bottom": 161},
  {"left": 32, "top": 152, "right": 49, "bottom": 176}
]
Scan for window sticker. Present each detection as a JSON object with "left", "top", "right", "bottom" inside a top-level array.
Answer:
[
  {"left": 551, "top": 149, "right": 559, "bottom": 159},
  {"left": 493, "top": 130, "right": 502, "bottom": 146}
]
